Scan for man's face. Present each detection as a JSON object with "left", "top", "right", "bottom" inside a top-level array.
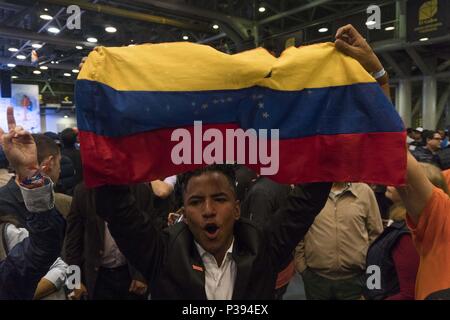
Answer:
[
  {"left": 183, "top": 172, "right": 240, "bottom": 261},
  {"left": 412, "top": 131, "right": 422, "bottom": 141},
  {"left": 385, "top": 186, "right": 401, "bottom": 203},
  {"left": 427, "top": 133, "right": 442, "bottom": 152}
]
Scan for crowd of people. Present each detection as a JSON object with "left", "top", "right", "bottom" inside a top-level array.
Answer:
[{"left": 0, "top": 24, "right": 449, "bottom": 301}]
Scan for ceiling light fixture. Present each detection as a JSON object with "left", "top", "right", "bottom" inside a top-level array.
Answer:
[
  {"left": 33, "top": 70, "right": 42, "bottom": 75},
  {"left": 40, "top": 65, "right": 48, "bottom": 70},
  {"left": 105, "top": 26, "right": 117, "bottom": 33},
  {"left": 40, "top": 14, "right": 53, "bottom": 20},
  {"left": 7, "top": 63, "right": 16, "bottom": 68},
  {"left": 8, "top": 47, "right": 18, "bottom": 52},
  {"left": 87, "top": 37, "right": 98, "bottom": 43},
  {"left": 48, "top": 27, "right": 60, "bottom": 34},
  {"left": 318, "top": 27, "right": 328, "bottom": 33},
  {"left": 16, "top": 55, "right": 26, "bottom": 60},
  {"left": 32, "top": 43, "right": 43, "bottom": 49}
]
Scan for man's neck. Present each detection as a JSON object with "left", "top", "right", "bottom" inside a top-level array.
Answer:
[
  {"left": 332, "top": 182, "right": 347, "bottom": 191},
  {"left": 216, "top": 239, "right": 234, "bottom": 267}
]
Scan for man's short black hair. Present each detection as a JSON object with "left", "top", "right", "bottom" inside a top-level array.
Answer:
[
  {"left": 423, "top": 130, "right": 437, "bottom": 142},
  {"left": 32, "top": 134, "right": 60, "bottom": 164},
  {"left": 60, "top": 128, "right": 77, "bottom": 148},
  {"left": 180, "top": 164, "right": 237, "bottom": 198}
]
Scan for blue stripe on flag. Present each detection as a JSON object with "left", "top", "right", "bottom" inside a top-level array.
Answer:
[{"left": 75, "top": 80, "right": 403, "bottom": 138}]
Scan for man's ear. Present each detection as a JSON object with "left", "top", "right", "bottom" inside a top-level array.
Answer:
[
  {"left": 234, "top": 200, "right": 240, "bottom": 220},
  {"left": 40, "top": 155, "right": 54, "bottom": 174},
  {"left": 179, "top": 207, "right": 189, "bottom": 225}
]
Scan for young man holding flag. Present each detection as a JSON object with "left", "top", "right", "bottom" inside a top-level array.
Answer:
[{"left": 84, "top": 24, "right": 405, "bottom": 300}]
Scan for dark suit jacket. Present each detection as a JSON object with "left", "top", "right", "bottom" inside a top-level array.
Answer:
[
  {"left": 95, "top": 182, "right": 331, "bottom": 299},
  {"left": 0, "top": 177, "right": 31, "bottom": 228},
  {"left": 64, "top": 182, "right": 160, "bottom": 299},
  {"left": 240, "top": 177, "right": 292, "bottom": 228},
  {"left": 61, "top": 147, "right": 83, "bottom": 186}
]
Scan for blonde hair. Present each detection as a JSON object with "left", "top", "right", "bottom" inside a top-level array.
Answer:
[{"left": 389, "top": 163, "right": 449, "bottom": 221}]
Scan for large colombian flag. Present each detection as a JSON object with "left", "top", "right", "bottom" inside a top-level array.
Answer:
[{"left": 76, "top": 42, "right": 406, "bottom": 187}]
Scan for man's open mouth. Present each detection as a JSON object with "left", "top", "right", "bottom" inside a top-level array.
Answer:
[{"left": 204, "top": 223, "right": 219, "bottom": 239}]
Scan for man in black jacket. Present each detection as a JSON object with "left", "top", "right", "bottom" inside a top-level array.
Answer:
[
  {"left": 0, "top": 107, "right": 65, "bottom": 299},
  {"left": 65, "top": 182, "right": 162, "bottom": 300},
  {"left": 95, "top": 165, "right": 330, "bottom": 299}
]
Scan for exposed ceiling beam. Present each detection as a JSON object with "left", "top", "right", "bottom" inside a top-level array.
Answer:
[
  {"left": 390, "top": 71, "right": 450, "bottom": 82},
  {"left": 14, "top": 78, "right": 75, "bottom": 85},
  {"left": 412, "top": 97, "right": 422, "bottom": 118},
  {"left": 0, "top": 25, "right": 96, "bottom": 48},
  {"left": 127, "top": 0, "right": 252, "bottom": 41},
  {"left": 437, "top": 59, "right": 450, "bottom": 72},
  {"left": 381, "top": 52, "right": 408, "bottom": 78},
  {"left": 436, "top": 83, "right": 450, "bottom": 122},
  {"left": 372, "top": 34, "right": 450, "bottom": 53},
  {"left": 42, "top": 0, "right": 211, "bottom": 33},
  {"left": 405, "top": 47, "right": 432, "bottom": 75},
  {"left": 0, "top": 1, "right": 23, "bottom": 11},
  {"left": 262, "top": 0, "right": 393, "bottom": 41},
  {"left": 258, "top": 0, "right": 334, "bottom": 26},
  {"left": 1, "top": 3, "right": 36, "bottom": 26},
  {"left": 0, "top": 56, "right": 75, "bottom": 69},
  {"left": 197, "top": 32, "right": 227, "bottom": 44}
]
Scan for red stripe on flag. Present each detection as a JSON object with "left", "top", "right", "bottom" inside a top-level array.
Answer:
[{"left": 80, "top": 124, "right": 406, "bottom": 187}]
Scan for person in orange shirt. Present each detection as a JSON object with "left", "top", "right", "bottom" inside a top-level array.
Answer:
[
  {"left": 443, "top": 169, "right": 450, "bottom": 190},
  {"left": 337, "top": 24, "right": 450, "bottom": 300},
  {"left": 397, "top": 153, "right": 450, "bottom": 299}
]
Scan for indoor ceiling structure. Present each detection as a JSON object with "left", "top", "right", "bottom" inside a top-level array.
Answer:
[{"left": 0, "top": 0, "right": 449, "bottom": 125}]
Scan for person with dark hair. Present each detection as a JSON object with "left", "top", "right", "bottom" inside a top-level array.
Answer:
[
  {"left": 94, "top": 164, "right": 331, "bottom": 299},
  {"left": 0, "top": 132, "right": 68, "bottom": 299},
  {"left": 408, "top": 127, "right": 424, "bottom": 151},
  {"left": 60, "top": 128, "right": 83, "bottom": 186},
  {"left": 64, "top": 182, "right": 156, "bottom": 300},
  {"left": 240, "top": 175, "right": 293, "bottom": 299},
  {"left": 0, "top": 107, "right": 65, "bottom": 300},
  {"left": 54, "top": 155, "right": 77, "bottom": 196},
  {"left": 0, "top": 146, "right": 11, "bottom": 187},
  {"left": 0, "top": 134, "right": 61, "bottom": 226},
  {"left": 411, "top": 130, "right": 442, "bottom": 167},
  {"left": 406, "top": 128, "right": 414, "bottom": 143}
]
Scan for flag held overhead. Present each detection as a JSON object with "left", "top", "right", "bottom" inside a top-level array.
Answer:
[{"left": 76, "top": 42, "right": 406, "bottom": 187}]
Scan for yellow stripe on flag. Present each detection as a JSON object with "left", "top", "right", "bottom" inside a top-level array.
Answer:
[{"left": 78, "top": 42, "right": 375, "bottom": 92}]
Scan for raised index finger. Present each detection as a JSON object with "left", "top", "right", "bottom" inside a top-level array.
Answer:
[{"left": 7, "top": 106, "right": 16, "bottom": 131}]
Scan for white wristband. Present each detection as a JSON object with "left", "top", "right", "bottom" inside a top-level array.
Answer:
[{"left": 372, "top": 68, "right": 386, "bottom": 79}]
